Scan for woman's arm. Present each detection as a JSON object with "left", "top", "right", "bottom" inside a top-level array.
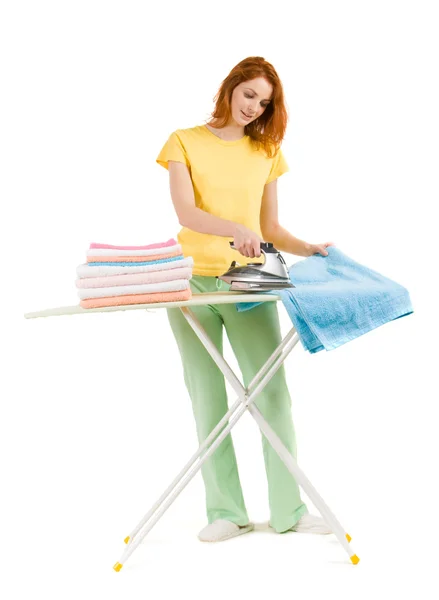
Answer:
[
  {"left": 168, "top": 161, "right": 238, "bottom": 237},
  {"left": 260, "top": 180, "right": 311, "bottom": 257}
]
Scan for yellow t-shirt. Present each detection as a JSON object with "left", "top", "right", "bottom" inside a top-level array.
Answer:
[{"left": 156, "top": 124, "right": 289, "bottom": 276}]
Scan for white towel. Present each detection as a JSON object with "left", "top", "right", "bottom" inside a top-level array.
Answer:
[
  {"left": 76, "top": 256, "right": 194, "bottom": 279},
  {"left": 77, "top": 278, "right": 190, "bottom": 300}
]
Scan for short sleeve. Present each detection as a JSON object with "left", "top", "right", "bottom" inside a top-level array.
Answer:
[
  {"left": 266, "top": 148, "right": 289, "bottom": 184},
  {"left": 156, "top": 131, "right": 190, "bottom": 170}
]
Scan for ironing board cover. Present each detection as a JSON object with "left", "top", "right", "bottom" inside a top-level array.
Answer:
[{"left": 24, "top": 292, "right": 281, "bottom": 319}]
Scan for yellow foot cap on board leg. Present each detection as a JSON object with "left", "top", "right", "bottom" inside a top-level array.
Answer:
[
  {"left": 113, "top": 562, "right": 123, "bottom": 572},
  {"left": 346, "top": 533, "right": 352, "bottom": 543},
  {"left": 124, "top": 536, "right": 130, "bottom": 544},
  {"left": 350, "top": 555, "right": 360, "bottom": 565}
]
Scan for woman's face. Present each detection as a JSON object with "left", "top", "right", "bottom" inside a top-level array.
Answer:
[{"left": 230, "top": 77, "right": 273, "bottom": 126}]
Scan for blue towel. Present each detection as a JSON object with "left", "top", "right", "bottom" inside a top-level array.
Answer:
[
  {"left": 88, "top": 255, "right": 184, "bottom": 267},
  {"left": 236, "top": 247, "right": 413, "bottom": 353}
]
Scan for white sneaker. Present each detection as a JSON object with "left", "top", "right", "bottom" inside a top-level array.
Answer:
[
  {"left": 198, "top": 519, "right": 254, "bottom": 542},
  {"left": 270, "top": 513, "right": 332, "bottom": 534}
]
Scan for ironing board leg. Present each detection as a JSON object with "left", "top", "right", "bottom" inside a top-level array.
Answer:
[
  {"left": 247, "top": 403, "right": 358, "bottom": 563},
  {"left": 113, "top": 308, "right": 298, "bottom": 571},
  {"left": 121, "top": 310, "right": 296, "bottom": 547},
  {"left": 181, "top": 309, "right": 358, "bottom": 564},
  {"left": 112, "top": 306, "right": 359, "bottom": 571}
]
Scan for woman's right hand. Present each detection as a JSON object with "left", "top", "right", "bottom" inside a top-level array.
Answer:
[{"left": 232, "top": 224, "right": 263, "bottom": 258}]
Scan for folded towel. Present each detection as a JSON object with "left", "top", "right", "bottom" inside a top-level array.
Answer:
[
  {"left": 87, "top": 243, "right": 181, "bottom": 258},
  {"left": 236, "top": 247, "right": 413, "bottom": 353},
  {"left": 80, "top": 288, "right": 192, "bottom": 309},
  {"left": 89, "top": 238, "right": 177, "bottom": 250},
  {"left": 77, "top": 255, "right": 193, "bottom": 278},
  {"left": 75, "top": 266, "right": 192, "bottom": 289},
  {"left": 87, "top": 249, "right": 182, "bottom": 263},
  {"left": 77, "top": 278, "right": 190, "bottom": 300}
]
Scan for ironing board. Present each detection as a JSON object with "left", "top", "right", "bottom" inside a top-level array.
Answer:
[{"left": 24, "top": 291, "right": 359, "bottom": 570}]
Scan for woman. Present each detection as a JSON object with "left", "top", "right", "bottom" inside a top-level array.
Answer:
[{"left": 156, "top": 56, "right": 333, "bottom": 543}]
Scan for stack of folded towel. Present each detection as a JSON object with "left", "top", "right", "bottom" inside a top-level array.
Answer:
[{"left": 75, "top": 238, "right": 194, "bottom": 309}]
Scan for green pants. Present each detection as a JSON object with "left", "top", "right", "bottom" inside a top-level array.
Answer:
[{"left": 166, "top": 275, "right": 308, "bottom": 533}]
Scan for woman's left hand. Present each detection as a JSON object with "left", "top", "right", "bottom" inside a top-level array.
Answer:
[{"left": 305, "top": 242, "right": 336, "bottom": 257}]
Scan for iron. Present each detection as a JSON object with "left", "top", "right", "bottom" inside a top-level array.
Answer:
[{"left": 216, "top": 241, "right": 295, "bottom": 291}]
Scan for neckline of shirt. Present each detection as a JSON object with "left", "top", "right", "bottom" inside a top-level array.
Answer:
[{"left": 201, "top": 124, "right": 248, "bottom": 146}]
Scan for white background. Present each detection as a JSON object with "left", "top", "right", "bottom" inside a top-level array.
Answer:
[{"left": 3, "top": 1, "right": 438, "bottom": 598}]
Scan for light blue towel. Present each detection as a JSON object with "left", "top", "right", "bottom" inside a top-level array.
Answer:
[
  {"left": 88, "top": 256, "right": 184, "bottom": 267},
  {"left": 236, "top": 247, "right": 413, "bottom": 353}
]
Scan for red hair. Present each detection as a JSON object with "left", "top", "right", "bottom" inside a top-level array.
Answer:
[{"left": 208, "top": 56, "right": 288, "bottom": 158}]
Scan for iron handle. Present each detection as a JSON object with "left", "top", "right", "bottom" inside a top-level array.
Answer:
[{"left": 229, "top": 241, "right": 275, "bottom": 253}]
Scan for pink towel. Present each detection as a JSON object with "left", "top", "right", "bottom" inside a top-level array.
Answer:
[
  {"left": 86, "top": 249, "right": 182, "bottom": 263},
  {"left": 80, "top": 288, "right": 192, "bottom": 309},
  {"left": 89, "top": 238, "right": 177, "bottom": 251},
  {"left": 76, "top": 266, "right": 192, "bottom": 289}
]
